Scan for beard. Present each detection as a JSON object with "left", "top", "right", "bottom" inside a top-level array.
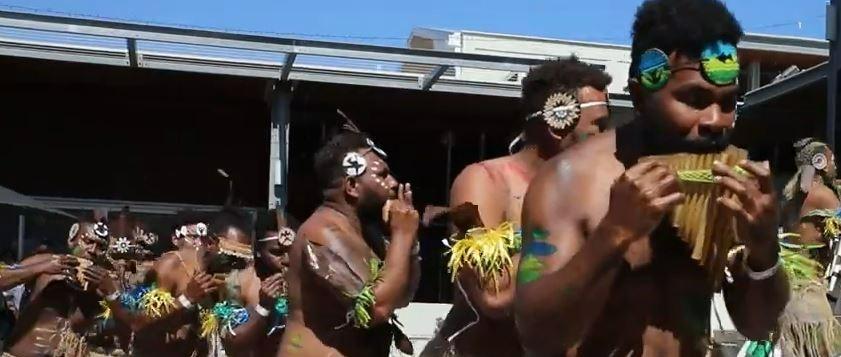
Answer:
[
  {"left": 642, "top": 117, "right": 732, "bottom": 155},
  {"left": 357, "top": 196, "right": 386, "bottom": 223}
]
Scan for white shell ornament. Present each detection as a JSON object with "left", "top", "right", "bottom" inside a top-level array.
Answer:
[
  {"left": 143, "top": 232, "right": 158, "bottom": 246},
  {"left": 813, "top": 152, "right": 828, "bottom": 170},
  {"left": 196, "top": 223, "right": 208, "bottom": 237},
  {"left": 68, "top": 223, "right": 80, "bottom": 241},
  {"left": 278, "top": 227, "right": 296, "bottom": 247},
  {"left": 366, "top": 138, "right": 388, "bottom": 158},
  {"left": 342, "top": 152, "right": 368, "bottom": 177},
  {"left": 113, "top": 237, "right": 132, "bottom": 254},
  {"left": 542, "top": 92, "right": 580, "bottom": 131},
  {"left": 94, "top": 222, "right": 109, "bottom": 238}
]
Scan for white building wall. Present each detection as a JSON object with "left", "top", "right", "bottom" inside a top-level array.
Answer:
[{"left": 452, "top": 31, "right": 632, "bottom": 95}]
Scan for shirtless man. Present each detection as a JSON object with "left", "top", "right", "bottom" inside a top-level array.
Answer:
[
  {"left": 4, "top": 220, "right": 113, "bottom": 357},
  {"left": 514, "top": 1, "right": 789, "bottom": 355},
  {"left": 422, "top": 58, "right": 611, "bottom": 357},
  {"left": 101, "top": 212, "right": 219, "bottom": 357},
  {"left": 187, "top": 208, "right": 286, "bottom": 357},
  {"left": 279, "top": 131, "right": 420, "bottom": 356},
  {"left": 250, "top": 211, "right": 296, "bottom": 356}
]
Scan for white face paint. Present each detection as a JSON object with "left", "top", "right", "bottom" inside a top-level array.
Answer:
[{"left": 368, "top": 158, "right": 391, "bottom": 190}]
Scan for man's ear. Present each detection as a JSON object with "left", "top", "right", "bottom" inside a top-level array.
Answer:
[{"left": 344, "top": 176, "right": 361, "bottom": 199}]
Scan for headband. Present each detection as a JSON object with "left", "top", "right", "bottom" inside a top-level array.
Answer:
[
  {"left": 795, "top": 140, "right": 830, "bottom": 170},
  {"left": 524, "top": 91, "right": 608, "bottom": 140},
  {"left": 259, "top": 227, "right": 295, "bottom": 247},
  {"left": 635, "top": 40, "right": 740, "bottom": 91},
  {"left": 793, "top": 139, "right": 832, "bottom": 194},
  {"left": 175, "top": 223, "right": 209, "bottom": 245},
  {"left": 218, "top": 239, "right": 254, "bottom": 260},
  {"left": 67, "top": 222, "right": 108, "bottom": 246}
]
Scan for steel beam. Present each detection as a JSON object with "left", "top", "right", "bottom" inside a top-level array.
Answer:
[
  {"left": 280, "top": 53, "right": 296, "bottom": 82},
  {"left": 420, "top": 65, "right": 450, "bottom": 90},
  {"left": 269, "top": 82, "right": 292, "bottom": 210},
  {"left": 829, "top": 1, "right": 837, "bottom": 156},
  {"left": 126, "top": 38, "right": 139, "bottom": 67},
  {"left": 0, "top": 38, "right": 128, "bottom": 66},
  {"left": 0, "top": 10, "right": 541, "bottom": 72}
]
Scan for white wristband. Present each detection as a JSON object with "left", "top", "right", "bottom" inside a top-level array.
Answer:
[
  {"left": 744, "top": 257, "right": 782, "bottom": 281},
  {"left": 254, "top": 304, "right": 271, "bottom": 317},
  {"left": 177, "top": 294, "right": 194, "bottom": 310},
  {"left": 105, "top": 291, "right": 121, "bottom": 302}
]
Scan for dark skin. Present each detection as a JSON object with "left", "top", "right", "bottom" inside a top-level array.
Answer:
[
  {"left": 253, "top": 233, "right": 292, "bottom": 357},
  {"left": 0, "top": 255, "right": 78, "bottom": 292},
  {"left": 515, "top": 53, "right": 789, "bottom": 356},
  {"left": 278, "top": 149, "right": 420, "bottom": 357},
  {"left": 100, "top": 233, "right": 218, "bottom": 357},
  {"left": 422, "top": 87, "right": 609, "bottom": 357},
  {"left": 794, "top": 149, "right": 840, "bottom": 253},
  {"left": 4, "top": 223, "right": 112, "bottom": 357},
  {"left": 203, "top": 227, "right": 285, "bottom": 357}
]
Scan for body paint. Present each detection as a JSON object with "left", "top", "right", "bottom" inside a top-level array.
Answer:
[{"left": 517, "top": 228, "right": 556, "bottom": 284}]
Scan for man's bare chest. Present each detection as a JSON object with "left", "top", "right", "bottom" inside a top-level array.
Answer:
[{"left": 581, "top": 254, "right": 714, "bottom": 357}]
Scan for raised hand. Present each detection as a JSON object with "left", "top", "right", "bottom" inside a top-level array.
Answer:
[
  {"left": 713, "top": 160, "right": 779, "bottom": 262},
  {"left": 385, "top": 183, "right": 420, "bottom": 240},
  {"left": 604, "top": 161, "right": 684, "bottom": 241},
  {"left": 259, "top": 273, "right": 285, "bottom": 308},
  {"left": 184, "top": 272, "right": 219, "bottom": 303},
  {"left": 39, "top": 255, "right": 79, "bottom": 276},
  {"left": 81, "top": 265, "right": 117, "bottom": 296}
]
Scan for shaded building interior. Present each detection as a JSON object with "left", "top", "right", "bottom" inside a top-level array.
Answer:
[{"left": 0, "top": 55, "right": 533, "bottom": 301}]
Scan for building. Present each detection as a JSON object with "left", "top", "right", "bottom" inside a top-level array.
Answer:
[{"left": 409, "top": 27, "right": 828, "bottom": 94}]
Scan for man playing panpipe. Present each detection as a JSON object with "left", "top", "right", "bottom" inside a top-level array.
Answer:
[
  {"left": 514, "top": 0, "right": 789, "bottom": 356},
  {"left": 3, "top": 220, "right": 113, "bottom": 357}
]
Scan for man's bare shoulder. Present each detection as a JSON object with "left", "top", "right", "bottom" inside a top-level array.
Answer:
[
  {"left": 453, "top": 158, "right": 503, "bottom": 186},
  {"left": 151, "top": 252, "right": 184, "bottom": 280},
  {"left": 536, "top": 131, "right": 620, "bottom": 189},
  {"left": 804, "top": 183, "right": 841, "bottom": 212},
  {"left": 297, "top": 208, "right": 350, "bottom": 248}
]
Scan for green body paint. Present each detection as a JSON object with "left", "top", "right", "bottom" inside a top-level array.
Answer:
[
  {"left": 517, "top": 228, "right": 554, "bottom": 284},
  {"left": 518, "top": 255, "right": 544, "bottom": 284},
  {"left": 289, "top": 334, "right": 303, "bottom": 349}
]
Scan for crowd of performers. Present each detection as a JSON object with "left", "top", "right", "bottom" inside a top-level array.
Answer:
[
  {"left": 0, "top": 207, "right": 295, "bottom": 357},
  {"left": 4, "top": 0, "right": 841, "bottom": 356}
]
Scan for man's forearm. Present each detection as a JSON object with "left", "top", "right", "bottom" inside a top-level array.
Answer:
[
  {"left": 724, "top": 245, "right": 789, "bottom": 340},
  {"left": 223, "top": 306, "right": 270, "bottom": 351},
  {"left": 400, "top": 254, "right": 421, "bottom": 307},
  {"left": 370, "top": 234, "right": 414, "bottom": 323},
  {"left": 0, "top": 264, "right": 43, "bottom": 291},
  {"left": 516, "top": 225, "right": 629, "bottom": 353},
  {"left": 107, "top": 296, "right": 194, "bottom": 332}
]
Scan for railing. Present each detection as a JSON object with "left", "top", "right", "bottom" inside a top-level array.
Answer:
[{"left": 0, "top": 10, "right": 552, "bottom": 98}]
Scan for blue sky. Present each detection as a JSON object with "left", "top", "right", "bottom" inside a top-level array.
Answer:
[{"left": 0, "top": 0, "right": 828, "bottom": 46}]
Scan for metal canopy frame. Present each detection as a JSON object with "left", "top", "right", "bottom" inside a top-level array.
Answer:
[
  {"left": 0, "top": 10, "right": 535, "bottom": 98},
  {"left": 0, "top": 10, "right": 636, "bottom": 104}
]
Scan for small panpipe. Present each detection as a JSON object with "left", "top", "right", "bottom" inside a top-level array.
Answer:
[{"left": 640, "top": 145, "right": 748, "bottom": 288}]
